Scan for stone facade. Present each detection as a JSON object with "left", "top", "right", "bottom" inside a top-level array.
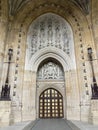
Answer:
[{"left": 0, "top": 0, "right": 98, "bottom": 127}]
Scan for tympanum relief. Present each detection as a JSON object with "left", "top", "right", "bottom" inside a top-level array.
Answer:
[{"left": 37, "top": 62, "right": 64, "bottom": 80}]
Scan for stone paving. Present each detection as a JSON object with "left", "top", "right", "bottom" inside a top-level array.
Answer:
[
  {"left": 31, "top": 119, "right": 72, "bottom": 130},
  {"left": 0, "top": 121, "right": 31, "bottom": 130},
  {"left": 0, "top": 119, "right": 98, "bottom": 130},
  {"left": 71, "top": 120, "right": 98, "bottom": 130}
]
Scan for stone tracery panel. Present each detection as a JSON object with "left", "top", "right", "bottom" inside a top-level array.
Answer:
[
  {"left": 28, "top": 14, "right": 71, "bottom": 56},
  {"left": 26, "top": 13, "right": 76, "bottom": 70}
]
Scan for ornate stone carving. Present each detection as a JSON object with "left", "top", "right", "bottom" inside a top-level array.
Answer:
[
  {"left": 25, "top": 13, "right": 76, "bottom": 71},
  {"left": 27, "top": 13, "right": 74, "bottom": 60},
  {"left": 37, "top": 62, "right": 64, "bottom": 80}
]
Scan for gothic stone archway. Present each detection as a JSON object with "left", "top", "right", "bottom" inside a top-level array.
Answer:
[
  {"left": 25, "top": 12, "right": 79, "bottom": 120},
  {"left": 39, "top": 88, "right": 64, "bottom": 118},
  {"left": 37, "top": 58, "right": 65, "bottom": 118}
]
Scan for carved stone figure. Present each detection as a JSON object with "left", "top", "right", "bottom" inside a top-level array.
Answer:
[
  {"left": 26, "top": 13, "right": 76, "bottom": 71},
  {"left": 27, "top": 13, "right": 71, "bottom": 57}
]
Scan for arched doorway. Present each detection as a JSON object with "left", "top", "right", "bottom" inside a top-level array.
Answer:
[
  {"left": 25, "top": 12, "right": 77, "bottom": 120},
  {"left": 37, "top": 58, "right": 65, "bottom": 118},
  {"left": 39, "top": 88, "right": 64, "bottom": 118}
]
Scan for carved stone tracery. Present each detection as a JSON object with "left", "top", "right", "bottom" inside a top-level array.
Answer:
[
  {"left": 25, "top": 13, "right": 76, "bottom": 71},
  {"left": 26, "top": 13, "right": 74, "bottom": 60}
]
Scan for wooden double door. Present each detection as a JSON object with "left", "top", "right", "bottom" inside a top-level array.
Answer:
[{"left": 39, "top": 88, "right": 64, "bottom": 118}]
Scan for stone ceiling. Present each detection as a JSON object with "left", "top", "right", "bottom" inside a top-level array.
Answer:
[
  {"left": 9, "top": 0, "right": 90, "bottom": 16},
  {"left": 71, "top": 0, "right": 90, "bottom": 14}
]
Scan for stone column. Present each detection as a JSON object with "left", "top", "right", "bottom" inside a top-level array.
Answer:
[
  {"left": 0, "top": 0, "right": 12, "bottom": 127},
  {"left": 0, "top": 101, "right": 11, "bottom": 127},
  {"left": 22, "top": 71, "right": 36, "bottom": 121},
  {"left": 90, "top": 100, "right": 98, "bottom": 125},
  {"left": 0, "top": 0, "right": 8, "bottom": 85},
  {"left": 92, "top": 0, "right": 98, "bottom": 58},
  {"left": 65, "top": 70, "right": 71, "bottom": 119},
  {"left": 66, "top": 70, "right": 80, "bottom": 120}
]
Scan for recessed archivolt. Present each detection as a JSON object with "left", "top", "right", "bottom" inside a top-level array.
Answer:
[
  {"left": 9, "top": 0, "right": 90, "bottom": 16},
  {"left": 9, "top": 0, "right": 91, "bottom": 47},
  {"left": 12, "top": 0, "right": 86, "bottom": 27},
  {"left": 25, "top": 13, "right": 76, "bottom": 70},
  {"left": 12, "top": 2, "right": 91, "bottom": 52},
  {"left": 9, "top": 1, "right": 92, "bottom": 79},
  {"left": 26, "top": 47, "right": 74, "bottom": 72}
]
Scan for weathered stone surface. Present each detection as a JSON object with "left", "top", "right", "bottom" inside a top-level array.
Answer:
[{"left": 0, "top": 0, "right": 98, "bottom": 127}]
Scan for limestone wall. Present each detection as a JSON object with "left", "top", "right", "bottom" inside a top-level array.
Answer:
[
  {"left": 0, "top": 101, "right": 11, "bottom": 127},
  {"left": 0, "top": 0, "right": 98, "bottom": 126},
  {"left": 92, "top": 0, "right": 98, "bottom": 58},
  {"left": 0, "top": 0, "right": 8, "bottom": 84}
]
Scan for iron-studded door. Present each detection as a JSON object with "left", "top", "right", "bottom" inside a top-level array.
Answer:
[{"left": 39, "top": 88, "right": 64, "bottom": 118}]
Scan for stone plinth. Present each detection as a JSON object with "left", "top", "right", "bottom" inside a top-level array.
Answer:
[
  {"left": 0, "top": 101, "right": 11, "bottom": 127},
  {"left": 91, "top": 100, "right": 98, "bottom": 125}
]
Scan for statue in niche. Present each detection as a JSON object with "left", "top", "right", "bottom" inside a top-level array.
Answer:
[
  {"left": 31, "top": 30, "right": 37, "bottom": 54},
  {"left": 47, "top": 20, "right": 53, "bottom": 45},
  {"left": 48, "top": 62, "right": 54, "bottom": 78},
  {"left": 63, "top": 32, "right": 69, "bottom": 52},
  {"left": 43, "top": 62, "right": 53, "bottom": 79},
  {"left": 27, "top": 13, "right": 73, "bottom": 62},
  {"left": 40, "top": 22, "right": 45, "bottom": 47},
  {"left": 43, "top": 64, "right": 48, "bottom": 79},
  {"left": 52, "top": 64, "right": 58, "bottom": 79},
  {"left": 55, "top": 25, "right": 60, "bottom": 47}
]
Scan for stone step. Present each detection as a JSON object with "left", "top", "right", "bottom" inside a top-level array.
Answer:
[
  {"left": 0, "top": 119, "right": 98, "bottom": 130},
  {"left": 31, "top": 119, "right": 72, "bottom": 130}
]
